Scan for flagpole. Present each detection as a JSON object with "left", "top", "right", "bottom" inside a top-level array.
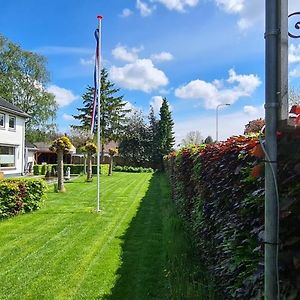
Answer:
[{"left": 96, "top": 15, "right": 102, "bottom": 212}]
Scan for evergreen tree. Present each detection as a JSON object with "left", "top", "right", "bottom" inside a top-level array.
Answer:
[
  {"left": 72, "top": 86, "right": 94, "bottom": 130},
  {"left": 158, "top": 98, "right": 175, "bottom": 164},
  {"left": 72, "top": 68, "right": 130, "bottom": 159},
  {"left": 204, "top": 136, "right": 214, "bottom": 144},
  {"left": 148, "top": 106, "right": 160, "bottom": 167}
]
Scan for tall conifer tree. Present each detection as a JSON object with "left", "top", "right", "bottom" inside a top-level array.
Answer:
[
  {"left": 158, "top": 98, "right": 175, "bottom": 165},
  {"left": 72, "top": 68, "right": 130, "bottom": 159}
]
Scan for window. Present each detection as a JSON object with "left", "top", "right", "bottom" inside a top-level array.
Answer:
[
  {"left": 0, "top": 113, "right": 5, "bottom": 128},
  {"left": 0, "top": 146, "right": 15, "bottom": 168},
  {"left": 9, "top": 115, "right": 16, "bottom": 130}
]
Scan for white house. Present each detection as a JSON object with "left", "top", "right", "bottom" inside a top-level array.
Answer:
[{"left": 0, "top": 97, "right": 29, "bottom": 177}]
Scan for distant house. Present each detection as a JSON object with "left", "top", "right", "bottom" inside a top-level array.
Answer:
[
  {"left": 0, "top": 98, "right": 29, "bottom": 176},
  {"left": 34, "top": 142, "right": 76, "bottom": 164},
  {"left": 24, "top": 142, "right": 37, "bottom": 173}
]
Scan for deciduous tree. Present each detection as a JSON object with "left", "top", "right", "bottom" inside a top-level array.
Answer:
[
  {"left": 50, "top": 136, "right": 72, "bottom": 192},
  {"left": 0, "top": 34, "right": 57, "bottom": 142}
]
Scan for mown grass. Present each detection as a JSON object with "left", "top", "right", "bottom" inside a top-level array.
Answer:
[{"left": 0, "top": 173, "right": 215, "bottom": 299}]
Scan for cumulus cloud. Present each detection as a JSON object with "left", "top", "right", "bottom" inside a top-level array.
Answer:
[
  {"left": 63, "top": 113, "right": 75, "bottom": 121},
  {"left": 150, "top": 96, "right": 164, "bottom": 114},
  {"left": 175, "top": 106, "right": 264, "bottom": 145},
  {"left": 289, "top": 44, "right": 300, "bottom": 64},
  {"left": 243, "top": 105, "right": 259, "bottom": 116},
  {"left": 120, "top": 8, "right": 133, "bottom": 17},
  {"left": 151, "top": 51, "right": 174, "bottom": 62},
  {"left": 215, "top": 0, "right": 298, "bottom": 31},
  {"left": 112, "top": 45, "right": 142, "bottom": 62},
  {"left": 175, "top": 69, "right": 261, "bottom": 109},
  {"left": 110, "top": 59, "right": 169, "bottom": 93},
  {"left": 215, "top": 0, "right": 244, "bottom": 13},
  {"left": 136, "top": 0, "right": 154, "bottom": 16},
  {"left": 47, "top": 85, "right": 79, "bottom": 107},
  {"left": 153, "top": 0, "right": 198, "bottom": 12}
]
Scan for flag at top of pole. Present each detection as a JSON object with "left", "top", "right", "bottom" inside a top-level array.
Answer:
[{"left": 91, "top": 15, "right": 103, "bottom": 212}]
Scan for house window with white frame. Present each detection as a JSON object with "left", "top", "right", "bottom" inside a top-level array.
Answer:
[
  {"left": 8, "top": 115, "right": 16, "bottom": 130},
  {"left": 0, "top": 113, "right": 5, "bottom": 128},
  {"left": 0, "top": 146, "right": 15, "bottom": 168}
]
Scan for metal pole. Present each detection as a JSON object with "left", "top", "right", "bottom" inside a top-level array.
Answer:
[
  {"left": 216, "top": 105, "right": 219, "bottom": 142},
  {"left": 216, "top": 104, "right": 230, "bottom": 142},
  {"left": 96, "top": 16, "right": 102, "bottom": 212},
  {"left": 264, "top": 0, "right": 279, "bottom": 298}
]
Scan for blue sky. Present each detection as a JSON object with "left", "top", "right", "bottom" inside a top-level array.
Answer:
[{"left": 1, "top": 0, "right": 300, "bottom": 143}]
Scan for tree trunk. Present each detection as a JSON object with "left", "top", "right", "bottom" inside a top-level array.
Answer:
[
  {"left": 57, "top": 150, "right": 65, "bottom": 192},
  {"left": 87, "top": 154, "right": 92, "bottom": 181},
  {"left": 109, "top": 156, "right": 113, "bottom": 176}
]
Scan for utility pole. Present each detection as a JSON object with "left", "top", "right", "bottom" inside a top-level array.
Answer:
[{"left": 264, "top": 0, "right": 282, "bottom": 298}]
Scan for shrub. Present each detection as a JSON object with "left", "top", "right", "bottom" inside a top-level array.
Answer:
[
  {"left": 32, "top": 164, "right": 109, "bottom": 175},
  {"left": 0, "top": 179, "right": 47, "bottom": 219},
  {"left": 164, "top": 135, "right": 300, "bottom": 299},
  {"left": 113, "top": 166, "right": 154, "bottom": 173}
]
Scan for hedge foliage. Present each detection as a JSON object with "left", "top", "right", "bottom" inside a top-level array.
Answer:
[
  {"left": 0, "top": 179, "right": 47, "bottom": 219},
  {"left": 113, "top": 166, "right": 154, "bottom": 173},
  {"left": 164, "top": 134, "right": 300, "bottom": 299},
  {"left": 33, "top": 164, "right": 109, "bottom": 176}
]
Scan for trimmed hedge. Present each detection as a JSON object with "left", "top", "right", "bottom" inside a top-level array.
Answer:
[
  {"left": 0, "top": 179, "right": 47, "bottom": 219},
  {"left": 164, "top": 135, "right": 300, "bottom": 299},
  {"left": 33, "top": 164, "right": 109, "bottom": 176},
  {"left": 113, "top": 166, "right": 154, "bottom": 173}
]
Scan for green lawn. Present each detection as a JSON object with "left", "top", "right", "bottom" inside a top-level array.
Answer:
[{"left": 0, "top": 173, "right": 214, "bottom": 300}]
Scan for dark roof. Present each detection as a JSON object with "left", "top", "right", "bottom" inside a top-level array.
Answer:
[
  {"left": 0, "top": 97, "right": 30, "bottom": 118},
  {"left": 25, "top": 142, "right": 37, "bottom": 149}
]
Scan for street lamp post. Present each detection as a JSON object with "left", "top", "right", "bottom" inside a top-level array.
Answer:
[{"left": 216, "top": 103, "right": 230, "bottom": 142}]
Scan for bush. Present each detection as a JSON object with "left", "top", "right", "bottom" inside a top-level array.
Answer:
[
  {"left": 0, "top": 178, "right": 47, "bottom": 219},
  {"left": 113, "top": 166, "right": 154, "bottom": 173},
  {"left": 164, "top": 135, "right": 300, "bottom": 299},
  {"left": 33, "top": 164, "right": 110, "bottom": 176}
]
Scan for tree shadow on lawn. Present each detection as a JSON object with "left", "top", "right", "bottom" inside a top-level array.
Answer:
[{"left": 102, "top": 173, "right": 215, "bottom": 300}]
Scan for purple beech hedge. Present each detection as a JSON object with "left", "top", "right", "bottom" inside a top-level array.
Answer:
[{"left": 164, "top": 134, "right": 300, "bottom": 299}]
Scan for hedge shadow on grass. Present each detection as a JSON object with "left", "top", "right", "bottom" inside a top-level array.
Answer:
[{"left": 102, "top": 173, "right": 215, "bottom": 300}]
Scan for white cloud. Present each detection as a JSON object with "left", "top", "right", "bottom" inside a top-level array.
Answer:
[
  {"left": 150, "top": 96, "right": 164, "bottom": 114},
  {"left": 47, "top": 85, "right": 79, "bottom": 107},
  {"left": 175, "top": 69, "right": 261, "bottom": 109},
  {"left": 110, "top": 59, "right": 169, "bottom": 93},
  {"left": 154, "top": 0, "right": 198, "bottom": 12},
  {"left": 63, "top": 113, "right": 75, "bottom": 121},
  {"left": 120, "top": 8, "right": 133, "bottom": 17},
  {"left": 243, "top": 105, "right": 258, "bottom": 115},
  {"left": 215, "top": 0, "right": 299, "bottom": 31},
  {"left": 112, "top": 45, "right": 141, "bottom": 62},
  {"left": 151, "top": 51, "right": 174, "bottom": 62},
  {"left": 289, "top": 44, "right": 300, "bottom": 64},
  {"left": 80, "top": 57, "right": 94, "bottom": 66},
  {"left": 175, "top": 107, "right": 264, "bottom": 145},
  {"left": 136, "top": 0, "right": 154, "bottom": 16},
  {"left": 215, "top": 0, "right": 244, "bottom": 13}
]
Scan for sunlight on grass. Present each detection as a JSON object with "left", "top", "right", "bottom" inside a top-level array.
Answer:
[{"left": 0, "top": 173, "right": 214, "bottom": 300}]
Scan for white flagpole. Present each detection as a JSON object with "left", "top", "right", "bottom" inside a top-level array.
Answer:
[{"left": 96, "top": 15, "right": 102, "bottom": 212}]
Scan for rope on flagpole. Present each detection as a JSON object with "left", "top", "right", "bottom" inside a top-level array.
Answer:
[{"left": 96, "top": 15, "right": 102, "bottom": 212}]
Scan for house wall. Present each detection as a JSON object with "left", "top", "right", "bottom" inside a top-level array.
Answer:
[{"left": 0, "top": 111, "right": 26, "bottom": 176}]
